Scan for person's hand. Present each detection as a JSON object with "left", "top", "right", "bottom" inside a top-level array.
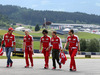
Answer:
[
  {"left": 22, "top": 48, "right": 24, "bottom": 52},
  {"left": 0, "top": 46, "right": 2, "bottom": 48},
  {"left": 14, "top": 47, "right": 16, "bottom": 52},
  {"left": 64, "top": 48, "right": 66, "bottom": 51},
  {"left": 31, "top": 50, "right": 34, "bottom": 55},
  {"left": 46, "top": 48, "right": 49, "bottom": 51},
  {"left": 78, "top": 51, "right": 81, "bottom": 55},
  {"left": 39, "top": 50, "right": 41, "bottom": 53}
]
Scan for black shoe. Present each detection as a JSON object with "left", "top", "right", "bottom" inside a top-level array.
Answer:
[
  {"left": 25, "top": 65, "right": 29, "bottom": 68},
  {"left": 70, "top": 69, "right": 73, "bottom": 71},
  {"left": 44, "top": 67, "right": 48, "bottom": 69}
]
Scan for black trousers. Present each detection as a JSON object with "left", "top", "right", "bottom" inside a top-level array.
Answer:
[{"left": 52, "top": 49, "right": 61, "bottom": 68}]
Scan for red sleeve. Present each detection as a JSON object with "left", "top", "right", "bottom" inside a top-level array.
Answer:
[
  {"left": 67, "top": 37, "right": 69, "bottom": 42},
  {"left": 40, "top": 37, "right": 42, "bottom": 43},
  {"left": 1, "top": 40, "right": 4, "bottom": 44},
  {"left": 30, "top": 36, "right": 33, "bottom": 42},
  {"left": 13, "top": 35, "right": 16, "bottom": 45}
]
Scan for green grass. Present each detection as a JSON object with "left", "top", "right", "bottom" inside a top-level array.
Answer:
[
  {"left": 34, "top": 41, "right": 40, "bottom": 50},
  {"left": 75, "top": 32, "right": 100, "bottom": 39}
]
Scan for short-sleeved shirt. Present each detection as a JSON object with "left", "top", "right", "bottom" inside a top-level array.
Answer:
[
  {"left": 2, "top": 33, "right": 16, "bottom": 47},
  {"left": 40, "top": 35, "right": 51, "bottom": 48},
  {"left": 51, "top": 36, "right": 62, "bottom": 50}
]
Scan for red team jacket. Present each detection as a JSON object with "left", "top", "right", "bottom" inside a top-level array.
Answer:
[
  {"left": 51, "top": 36, "right": 62, "bottom": 50},
  {"left": 23, "top": 35, "right": 33, "bottom": 46},
  {"left": 59, "top": 52, "right": 67, "bottom": 64},
  {"left": 67, "top": 35, "right": 79, "bottom": 49},
  {"left": 23, "top": 35, "right": 33, "bottom": 51},
  {"left": 2, "top": 33, "right": 16, "bottom": 47}
]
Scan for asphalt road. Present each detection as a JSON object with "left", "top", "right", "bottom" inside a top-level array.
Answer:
[{"left": 0, "top": 59, "right": 100, "bottom": 75}]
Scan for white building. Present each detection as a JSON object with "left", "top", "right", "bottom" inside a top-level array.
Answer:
[{"left": 15, "top": 27, "right": 31, "bottom": 32}]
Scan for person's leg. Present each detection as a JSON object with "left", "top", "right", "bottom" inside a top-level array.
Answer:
[
  {"left": 7, "top": 47, "right": 13, "bottom": 65},
  {"left": 69, "top": 48, "right": 73, "bottom": 69},
  {"left": 56, "top": 50, "right": 61, "bottom": 65},
  {"left": 9, "top": 47, "right": 13, "bottom": 63},
  {"left": 5, "top": 48, "right": 9, "bottom": 65},
  {"left": 52, "top": 49, "right": 56, "bottom": 68},
  {"left": 71, "top": 50, "right": 77, "bottom": 70},
  {"left": 43, "top": 50, "right": 46, "bottom": 67},
  {"left": 29, "top": 51, "right": 33, "bottom": 67},
  {"left": 25, "top": 49, "right": 29, "bottom": 66},
  {"left": 45, "top": 51, "right": 49, "bottom": 68}
]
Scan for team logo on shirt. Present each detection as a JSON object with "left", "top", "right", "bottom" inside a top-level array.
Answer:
[
  {"left": 6, "top": 36, "right": 8, "bottom": 38},
  {"left": 42, "top": 38, "right": 44, "bottom": 40},
  {"left": 73, "top": 38, "right": 76, "bottom": 40},
  {"left": 52, "top": 39, "right": 54, "bottom": 41},
  {"left": 69, "top": 38, "right": 71, "bottom": 40},
  {"left": 46, "top": 38, "right": 48, "bottom": 40},
  {"left": 56, "top": 39, "right": 58, "bottom": 41},
  {"left": 10, "top": 37, "right": 13, "bottom": 38},
  {"left": 28, "top": 38, "right": 30, "bottom": 40}
]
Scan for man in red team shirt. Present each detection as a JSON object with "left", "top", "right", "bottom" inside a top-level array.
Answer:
[
  {"left": 22, "top": 31, "right": 34, "bottom": 68},
  {"left": 51, "top": 31, "right": 62, "bottom": 69},
  {"left": 40, "top": 29, "right": 51, "bottom": 69},
  {"left": 64, "top": 29, "right": 80, "bottom": 71},
  {"left": 1, "top": 27, "right": 16, "bottom": 67}
]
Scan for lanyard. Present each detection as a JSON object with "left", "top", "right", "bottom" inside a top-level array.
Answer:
[{"left": 8, "top": 35, "right": 11, "bottom": 43}]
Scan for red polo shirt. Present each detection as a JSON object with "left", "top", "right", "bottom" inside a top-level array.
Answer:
[
  {"left": 51, "top": 36, "right": 62, "bottom": 50},
  {"left": 2, "top": 33, "right": 16, "bottom": 47}
]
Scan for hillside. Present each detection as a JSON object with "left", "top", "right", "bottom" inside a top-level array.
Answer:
[
  {"left": 0, "top": 4, "right": 100, "bottom": 25},
  {"left": 0, "top": 13, "right": 12, "bottom": 29}
]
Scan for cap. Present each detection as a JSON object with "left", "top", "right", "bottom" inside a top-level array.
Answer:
[{"left": 8, "top": 27, "right": 14, "bottom": 31}]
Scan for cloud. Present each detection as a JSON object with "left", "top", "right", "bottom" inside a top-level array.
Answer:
[
  {"left": 32, "top": 4, "right": 38, "bottom": 8},
  {"left": 41, "top": 0, "right": 50, "bottom": 5},
  {"left": 96, "top": 3, "right": 100, "bottom": 7}
]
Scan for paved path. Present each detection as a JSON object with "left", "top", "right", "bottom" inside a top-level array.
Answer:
[{"left": 0, "top": 59, "right": 100, "bottom": 75}]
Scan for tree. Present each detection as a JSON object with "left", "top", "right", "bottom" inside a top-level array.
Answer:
[
  {"left": 80, "top": 39, "right": 87, "bottom": 51},
  {"left": 35, "top": 24, "right": 40, "bottom": 31},
  {"left": 86, "top": 39, "right": 99, "bottom": 52}
]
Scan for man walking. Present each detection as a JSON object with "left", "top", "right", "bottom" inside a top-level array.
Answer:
[
  {"left": 22, "top": 31, "right": 34, "bottom": 68},
  {"left": 51, "top": 31, "right": 62, "bottom": 69},
  {"left": 64, "top": 29, "right": 80, "bottom": 71},
  {"left": 40, "top": 29, "right": 51, "bottom": 69},
  {"left": 1, "top": 27, "right": 16, "bottom": 67}
]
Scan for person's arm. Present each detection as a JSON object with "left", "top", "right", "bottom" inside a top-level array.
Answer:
[
  {"left": 78, "top": 42, "right": 81, "bottom": 55},
  {"left": 77, "top": 36, "right": 81, "bottom": 55},
  {"left": 59, "top": 38, "right": 63, "bottom": 51},
  {"left": 46, "top": 37, "right": 52, "bottom": 51},
  {"left": 31, "top": 41, "right": 34, "bottom": 54},
  {"left": 64, "top": 37, "right": 69, "bottom": 51},
  {"left": 64, "top": 42, "right": 68, "bottom": 51},
  {"left": 13, "top": 36, "right": 16, "bottom": 52}
]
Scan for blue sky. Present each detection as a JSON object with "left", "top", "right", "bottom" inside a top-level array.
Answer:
[{"left": 0, "top": 0, "right": 100, "bottom": 15}]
